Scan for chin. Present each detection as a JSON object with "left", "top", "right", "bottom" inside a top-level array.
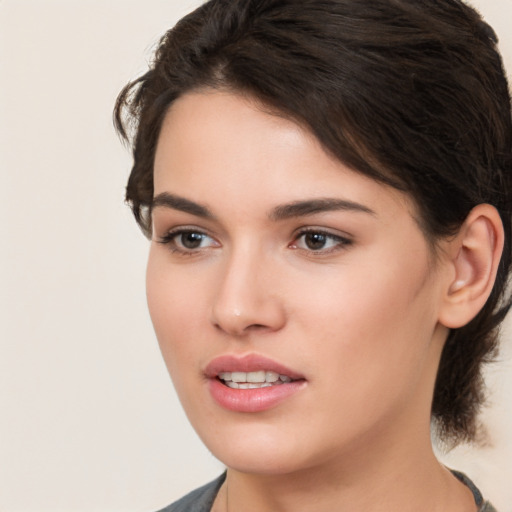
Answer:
[
  {"left": 216, "top": 448, "right": 308, "bottom": 476},
  {"left": 195, "top": 423, "right": 323, "bottom": 476}
]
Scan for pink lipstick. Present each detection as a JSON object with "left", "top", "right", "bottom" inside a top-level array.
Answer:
[{"left": 204, "top": 354, "right": 306, "bottom": 413}]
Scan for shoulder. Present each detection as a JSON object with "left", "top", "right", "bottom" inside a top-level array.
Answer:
[
  {"left": 155, "top": 473, "right": 226, "bottom": 512},
  {"left": 479, "top": 502, "right": 498, "bottom": 512},
  {"left": 450, "top": 470, "right": 499, "bottom": 512},
  {"left": 478, "top": 501, "right": 498, "bottom": 512}
]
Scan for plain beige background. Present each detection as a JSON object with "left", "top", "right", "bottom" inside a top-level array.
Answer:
[{"left": 1, "top": 1, "right": 511, "bottom": 511}]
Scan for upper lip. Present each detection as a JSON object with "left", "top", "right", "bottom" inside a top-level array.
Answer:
[{"left": 204, "top": 354, "right": 305, "bottom": 380}]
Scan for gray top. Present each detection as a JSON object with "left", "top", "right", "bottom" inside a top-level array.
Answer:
[
  {"left": 157, "top": 470, "right": 497, "bottom": 512},
  {"left": 451, "top": 470, "right": 497, "bottom": 512},
  {"left": 157, "top": 473, "right": 226, "bottom": 512}
]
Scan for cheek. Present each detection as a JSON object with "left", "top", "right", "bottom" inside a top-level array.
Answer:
[
  {"left": 293, "top": 250, "right": 438, "bottom": 396},
  {"left": 145, "top": 248, "right": 208, "bottom": 374}
]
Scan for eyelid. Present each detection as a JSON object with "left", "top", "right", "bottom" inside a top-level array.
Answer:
[
  {"left": 156, "top": 226, "right": 220, "bottom": 254},
  {"left": 155, "top": 223, "right": 217, "bottom": 241},
  {"left": 289, "top": 227, "right": 353, "bottom": 253},
  {"left": 292, "top": 226, "right": 353, "bottom": 241}
]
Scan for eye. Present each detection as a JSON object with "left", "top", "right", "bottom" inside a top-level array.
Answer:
[
  {"left": 290, "top": 229, "right": 352, "bottom": 253},
  {"left": 157, "top": 228, "right": 219, "bottom": 253}
]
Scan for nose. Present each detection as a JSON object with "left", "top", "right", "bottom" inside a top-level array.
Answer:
[{"left": 210, "top": 247, "right": 286, "bottom": 337}]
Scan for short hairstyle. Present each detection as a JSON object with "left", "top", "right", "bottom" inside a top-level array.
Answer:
[{"left": 114, "top": 0, "right": 512, "bottom": 445}]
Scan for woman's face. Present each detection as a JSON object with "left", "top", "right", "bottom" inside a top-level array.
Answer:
[{"left": 148, "top": 91, "right": 450, "bottom": 475}]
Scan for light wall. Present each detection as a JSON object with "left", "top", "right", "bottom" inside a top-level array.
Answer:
[{"left": 1, "top": 1, "right": 511, "bottom": 511}]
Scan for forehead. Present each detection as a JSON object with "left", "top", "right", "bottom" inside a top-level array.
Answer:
[{"left": 153, "top": 90, "right": 418, "bottom": 224}]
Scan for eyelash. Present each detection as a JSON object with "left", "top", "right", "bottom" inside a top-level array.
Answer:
[
  {"left": 157, "top": 228, "right": 218, "bottom": 255},
  {"left": 290, "top": 228, "right": 353, "bottom": 254},
  {"left": 157, "top": 227, "right": 353, "bottom": 256}
]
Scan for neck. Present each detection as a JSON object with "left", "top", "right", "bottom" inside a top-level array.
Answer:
[
  {"left": 213, "top": 326, "right": 476, "bottom": 512},
  {"left": 217, "top": 427, "right": 477, "bottom": 512}
]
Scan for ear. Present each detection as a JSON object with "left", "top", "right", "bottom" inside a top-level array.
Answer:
[{"left": 438, "top": 204, "right": 504, "bottom": 329}]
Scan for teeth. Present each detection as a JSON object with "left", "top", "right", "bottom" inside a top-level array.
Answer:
[
  {"left": 231, "top": 372, "right": 246, "bottom": 383},
  {"left": 247, "top": 370, "right": 266, "bottom": 383},
  {"left": 266, "top": 371, "right": 279, "bottom": 382},
  {"left": 219, "top": 370, "right": 294, "bottom": 386},
  {"left": 238, "top": 382, "right": 277, "bottom": 389}
]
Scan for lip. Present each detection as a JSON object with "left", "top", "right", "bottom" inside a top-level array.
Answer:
[
  {"left": 205, "top": 354, "right": 304, "bottom": 380},
  {"left": 204, "top": 354, "right": 307, "bottom": 413}
]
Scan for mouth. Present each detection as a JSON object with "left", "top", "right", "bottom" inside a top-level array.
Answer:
[
  {"left": 218, "top": 370, "right": 295, "bottom": 389},
  {"left": 205, "top": 354, "right": 306, "bottom": 412}
]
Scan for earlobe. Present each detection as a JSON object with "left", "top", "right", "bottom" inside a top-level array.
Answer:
[{"left": 439, "top": 204, "right": 504, "bottom": 329}]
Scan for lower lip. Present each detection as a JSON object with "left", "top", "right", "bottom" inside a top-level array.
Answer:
[{"left": 208, "top": 378, "right": 306, "bottom": 413}]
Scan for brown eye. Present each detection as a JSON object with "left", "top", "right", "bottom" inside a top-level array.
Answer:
[
  {"left": 158, "top": 229, "right": 219, "bottom": 253},
  {"left": 290, "top": 230, "right": 352, "bottom": 253},
  {"left": 304, "top": 232, "right": 329, "bottom": 250},
  {"left": 179, "top": 232, "right": 206, "bottom": 249}
]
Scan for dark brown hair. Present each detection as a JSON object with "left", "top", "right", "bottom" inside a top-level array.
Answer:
[{"left": 114, "top": 0, "right": 512, "bottom": 445}]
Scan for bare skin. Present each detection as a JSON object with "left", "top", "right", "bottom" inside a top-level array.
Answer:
[{"left": 148, "top": 90, "right": 501, "bottom": 512}]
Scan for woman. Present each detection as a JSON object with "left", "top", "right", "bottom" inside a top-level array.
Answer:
[{"left": 114, "top": 0, "right": 511, "bottom": 510}]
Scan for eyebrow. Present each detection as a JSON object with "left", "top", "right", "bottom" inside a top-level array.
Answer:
[
  {"left": 151, "top": 193, "right": 375, "bottom": 221},
  {"left": 269, "top": 198, "right": 376, "bottom": 221},
  {"left": 151, "top": 192, "right": 216, "bottom": 219}
]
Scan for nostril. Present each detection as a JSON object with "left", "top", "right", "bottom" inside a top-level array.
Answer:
[
  {"left": 213, "top": 322, "right": 268, "bottom": 334},
  {"left": 210, "top": 292, "right": 287, "bottom": 335},
  {"left": 246, "top": 324, "right": 268, "bottom": 331}
]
